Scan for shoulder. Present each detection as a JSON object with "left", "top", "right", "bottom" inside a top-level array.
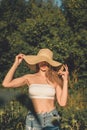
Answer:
[
  {"left": 23, "top": 73, "right": 37, "bottom": 85},
  {"left": 23, "top": 74, "right": 35, "bottom": 79}
]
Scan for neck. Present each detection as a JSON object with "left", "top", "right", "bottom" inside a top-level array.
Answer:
[
  {"left": 38, "top": 70, "right": 47, "bottom": 77},
  {"left": 37, "top": 70, "right": 50, "bottom": 84}
]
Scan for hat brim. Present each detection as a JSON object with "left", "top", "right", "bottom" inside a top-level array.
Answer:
[{"left": 23, "top": 55, "right": 62, "bottom": 70}]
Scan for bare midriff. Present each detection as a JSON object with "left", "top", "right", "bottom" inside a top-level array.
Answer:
[{"left": 30, "top": 98, "right": 55, "bottom": 114}]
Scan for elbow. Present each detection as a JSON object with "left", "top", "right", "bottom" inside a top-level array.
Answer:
[
  {"left": 59, "top": 102, "right": 67, "bottom": 107},
  {"left": 2, "top": 82, "right": 9, "bottom": 88},
  {"left": 58, "top": 100, "right": 67, "bottom": 107},
  {"left": 2, "top": 83, "right": 7, "bottom": 88}
]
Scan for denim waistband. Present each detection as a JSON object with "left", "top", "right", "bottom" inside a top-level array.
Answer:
[
  {"left": 27, "top": 108, "right": 60, "bottom": 119},
  {"left": 26, "top": 108, "right": 61, "bottom": 129},
  {"left": 37, "top": 108, "right": 58, "bottom": 116}
]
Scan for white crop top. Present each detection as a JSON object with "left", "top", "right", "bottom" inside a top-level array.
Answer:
[{"left": 28, "top": 84, "right": 56, "bottom": 99}]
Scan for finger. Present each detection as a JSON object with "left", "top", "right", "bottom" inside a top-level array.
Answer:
[
  {"left": 64, "top": 64, "right": 68, "bottom": 71},
  {"left": 18, "top": 54, "right": 24, "bottom": 58},
  {"left": 58, "top": 71, "right": 65, "bottom": 76}
]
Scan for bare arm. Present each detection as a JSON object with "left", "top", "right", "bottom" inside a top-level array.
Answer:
[
  {"left": 2, "top": 54, "right": 27, "bottom": 88},
  {"left": 56, "top": 65, "right": 69, "bottom": 106}
]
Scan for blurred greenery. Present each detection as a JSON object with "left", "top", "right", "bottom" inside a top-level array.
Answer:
[{"left": 0, "top": 0, "right": 87, "bottom": 129}]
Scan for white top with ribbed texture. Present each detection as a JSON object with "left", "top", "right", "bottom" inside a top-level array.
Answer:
[{"left": 28, "top": 84, "right": 55, "bottom": 99}]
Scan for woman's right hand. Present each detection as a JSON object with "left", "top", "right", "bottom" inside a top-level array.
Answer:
[{"left": 14, "top": 53, "right": 25, "bottom": 66}]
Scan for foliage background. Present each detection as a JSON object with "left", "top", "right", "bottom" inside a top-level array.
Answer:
[{"left": 0, "top": 0, "right": 87, "bottom": 129}]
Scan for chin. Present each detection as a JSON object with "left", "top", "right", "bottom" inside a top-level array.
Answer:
[
  {"left": 40, "top": 66, "right": 49, "bottom": 72},
  {"left": 41, "top": 69, "right": 47, "bottom": 72},
  {"left": 40, "top": 68, "right": 47, "bottom": 71}
]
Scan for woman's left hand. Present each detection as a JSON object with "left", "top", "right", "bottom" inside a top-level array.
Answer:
[{"left": 58, "top": 65, "right": 69, "bottom": 81}]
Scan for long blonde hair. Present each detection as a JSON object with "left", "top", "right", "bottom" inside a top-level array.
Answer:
[
  {"left": 46, "top": 67, "right": 63, "bottom": 87},
  {"left": 36, "top": 63, "right": 63, "bottom": 87}
]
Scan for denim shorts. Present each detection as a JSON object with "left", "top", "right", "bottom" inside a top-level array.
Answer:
[{"left": 26, "top": 108, "right": 61, "bottom": 130}]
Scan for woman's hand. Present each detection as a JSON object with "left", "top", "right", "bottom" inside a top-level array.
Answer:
[
  {"left": 58, "top": 65, "right": 69, "bottom": 81},
  {"left": 56, "top": 65, "right": 69, "bottom": 106},
  {"left": 14, "top": 53, "right": 25, "bottom": 66}
]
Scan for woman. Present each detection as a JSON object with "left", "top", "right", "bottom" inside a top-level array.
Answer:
[{"left": 2, "top": 48, "right": 69, "bottom": 130}]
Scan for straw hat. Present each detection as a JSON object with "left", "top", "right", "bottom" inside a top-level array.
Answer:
[{"left": 23, "top": 48, "right": 62, "bottom": 70}]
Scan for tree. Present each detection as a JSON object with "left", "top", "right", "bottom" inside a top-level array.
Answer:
[
  {"left": 0, "top": 1, "right": 86, "bottom": 129},
  {"left": 61, "top": 0, "right": 87, "bottom": 31},
  {"left": 60, "top": 0, "right": 87, "bottom": 86}
]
